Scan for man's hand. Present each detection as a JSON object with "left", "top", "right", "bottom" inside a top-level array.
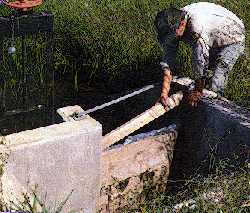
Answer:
[
  {"left": 158, "top": 94, "right": 169, "bottom": 109},
  {"left": 184, "top": 90, "right": 203, "bottom": 107},
  {"left": 184, "top": 78, "right": 206, "bottom": 107}
]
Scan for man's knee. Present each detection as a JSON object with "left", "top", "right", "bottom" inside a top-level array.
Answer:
[
  {"left": 217, "top": 42, "right": 245, "bottom": 69},
  {"left": 210, "top": 42, "right": 244, "bottom": 95},
  {"left": 210, "top": 62, "right": 230, "bottom": 95},
  {"left": 211, "top": 72, "right": 227, "bottom": 95}
]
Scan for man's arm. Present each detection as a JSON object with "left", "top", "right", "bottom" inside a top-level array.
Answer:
[
  {"left": 185, "top": 38, "right": 209, "bottom": 106},
  {"left": 160, "top": 68, "right": 172, "bottom": 107},
  {"left": 159, "top": 40, "right": 179, "bottom": 107},
  {"left": 160, "top": 38, "right": 179, "bottom": 71},
  {"left": 192, "top": 38, "right": 210, "bottom": 80}
]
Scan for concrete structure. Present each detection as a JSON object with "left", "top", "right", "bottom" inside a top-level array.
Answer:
[
  {"left": 100, "top": 127, "right": 178, "bottom": 212},
  {"left": 169, "top": 78, "right": 250, "bottom": 176},
  {"left": 53, "top": 82, "right": 250, "bottom": 211},
  {"left": 174, "top": 96, "right": 250, "bottom": 176},
  {"left": 1, "top": 116, "right": 102, "bottom": 213},
  {"left": 0, "top": 77, "right": 249, "bottom": 212}
]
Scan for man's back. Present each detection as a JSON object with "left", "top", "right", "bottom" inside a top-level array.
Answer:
[{"left": 183, "top": 2, "right": 245, "bottom": 47}]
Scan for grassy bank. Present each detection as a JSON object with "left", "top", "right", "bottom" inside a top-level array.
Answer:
[
  {"left": 41, "top": 0, "right": 250, "bottom": 106},
  {"left": 0, "top": 0, "right": 249, "bottom": 106},
  {"left": 137, "top": 156, "right": 249, "bottom": 213}
]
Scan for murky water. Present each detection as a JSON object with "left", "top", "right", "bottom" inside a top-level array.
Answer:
[
  {"left": 0, "top": 17, "right": 164, "bottom": 136},
  {"left": 0, "top": 68, "right": 164, "bottom": 136},
  {"left": 0, "top": 30, "right": 162, "bottom": 137}
]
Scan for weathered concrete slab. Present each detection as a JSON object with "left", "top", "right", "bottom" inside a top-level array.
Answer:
[
  {"left": 171, "top": 97, "right": 250, "bottom": 177},
  {"left": 1, "top": 118, "right": 102, "bottom": 213},
  {"left": 100, "top": 127, "right": 178, "bottom": 212},
  {"left": 147, "top": 77, "right": 250, "bottom": 159},
  {"left": 201, "top": 98, "right": 250, "bottom": 157}
]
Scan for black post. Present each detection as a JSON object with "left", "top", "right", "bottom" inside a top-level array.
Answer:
[
  {"left": 0, "top": 38, "right": 3, "bottom": 63},
  {"left": 21, "top": 35, "right": 27, "bottom": 108}
]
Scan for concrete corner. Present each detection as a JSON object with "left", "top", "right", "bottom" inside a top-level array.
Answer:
[{"left": 1, "top": 117, "right": 102, "bottom": 213}]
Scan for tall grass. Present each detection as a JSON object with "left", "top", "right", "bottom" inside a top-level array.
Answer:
[
  {"left": 42, "top": 0, "right": 250, "bottom": 106},
  {"left": 0, "top": 0, "right": 249, "bottom": 107},
  {"left": 0, "top": 189, "right": 74, "bottom": 213},
  {"left": 0, "top": 35, "right": 51, "bottom": 111},
  {"left": 139, "top": 167, "right": 249, "bottom": 212}
]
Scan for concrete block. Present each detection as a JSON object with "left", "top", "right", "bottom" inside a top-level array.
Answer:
[
  {"left": 202, "top": 98, "right": 250, "bottom": 157},
  {"left": 57, "top": 105, "right": 85, "bottom": 122},
  {"left": 100, "top": 127, "right": 178, "bottom": 212},
  {"left": 171, "top": 95, "right": 250, "bottom": 177},
  {"left": 1, "top": 118, "right": 102, "bottom": 213}
]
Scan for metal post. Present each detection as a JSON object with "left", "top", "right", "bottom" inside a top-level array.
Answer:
[{"left": 0, "top": 38, "right": 3, "bottom": 63}]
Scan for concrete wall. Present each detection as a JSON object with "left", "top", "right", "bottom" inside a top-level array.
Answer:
[
  {"left": 1, "top": 117, "right": 102, "bottom": 213},
  {"left": 100, "top": 127, "right": 178, "bottom": 212},
  {"left": 169, "top": 97, "right": 250, "bottom": 176},
  {"left": 113, "top": 78, "right": 250, "bottom": 176},
  {"left": 0, "top": 77, "right": 249, "bottom": 212}
]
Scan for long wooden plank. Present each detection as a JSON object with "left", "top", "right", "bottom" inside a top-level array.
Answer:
[{"left": 102, "top": 91, "right": 183, "bottom": 150}]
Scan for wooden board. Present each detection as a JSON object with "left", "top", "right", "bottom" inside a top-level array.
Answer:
[{"left": 102, "top": 91, "right": 183, "bottom": 150}]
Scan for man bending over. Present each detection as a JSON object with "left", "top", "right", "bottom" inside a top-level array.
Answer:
[{"left": 155, "top": 2, "right": 245, "bottom": 107}]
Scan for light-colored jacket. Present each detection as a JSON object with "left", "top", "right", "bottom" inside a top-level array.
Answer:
[{"left": 183, "top": 2, "right": 245, "bottom": 48}]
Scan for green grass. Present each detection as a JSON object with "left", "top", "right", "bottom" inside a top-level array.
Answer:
[
  {"left": 42, "top": 0, "right": 250, "bottom": 108},
  {"left": 0, "top": 0, "right": 250, "bottom": 107},
  {"left": 138, "top": 159, "right": 250, "bottom": 213},
  {"left": 0, "top": 187, "right": 74, "bottom": 213},
  {"left": 41, "top": 0, "right": 250, "bottom": 104}
]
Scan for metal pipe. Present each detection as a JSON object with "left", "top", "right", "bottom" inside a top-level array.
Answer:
[{"left": 72, "top": 84, "right": 155, "bottom": 120}]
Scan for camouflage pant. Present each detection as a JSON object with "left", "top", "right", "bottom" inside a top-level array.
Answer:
[{"left": 193, "top": 41, "right": 245, "bottom": 95}]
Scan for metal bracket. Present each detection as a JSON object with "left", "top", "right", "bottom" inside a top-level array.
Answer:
[
  {"left": 70, "top": 112, "right": 88, "bottom": 121},
  {"left": 57, "top": 105, "right": 87, "bottom": 122}
]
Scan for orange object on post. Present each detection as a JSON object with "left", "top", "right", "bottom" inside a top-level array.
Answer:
[{"left": 6, "top": 0, "right": 43, "bottom": 11}]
